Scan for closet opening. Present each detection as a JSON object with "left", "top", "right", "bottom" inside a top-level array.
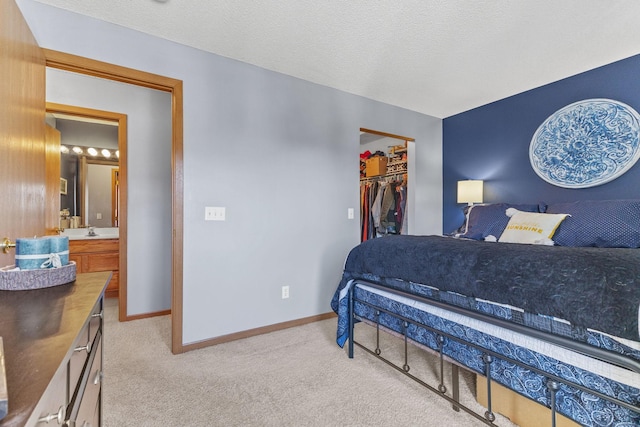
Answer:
[{"left": 359, "top": 128, "right": 415, "bottom": 242}]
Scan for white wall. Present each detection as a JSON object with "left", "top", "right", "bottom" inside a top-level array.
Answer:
[{"left": 18, "top": 0, "right": 443, "bottom": 345}]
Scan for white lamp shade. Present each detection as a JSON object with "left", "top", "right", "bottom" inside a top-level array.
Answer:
[{"left": 457, "top": 180, "right": 483, "bottom": 205}]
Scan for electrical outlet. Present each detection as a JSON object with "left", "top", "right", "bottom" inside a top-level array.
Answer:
[
  {"left": 281, "top": 286, "right": 289, "bottom": 299},
  {"left": 205, "top": 206, "right": 226, "bottom": 221}
]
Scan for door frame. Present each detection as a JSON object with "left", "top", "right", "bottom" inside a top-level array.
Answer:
[
  {"left": 111, "top": 167, "right": 120, "bottom": 227},
  {"left": 360, "top": 127, "right": 415, "bottom": 235},
  {"left": 46, "top": 103, "right": 126, "bottom": 301},
  {"left": 44, "top": 49, "right": 186, "bottom": 354},
  {"left": 360, "top": 127, "right": 415, "bottom": 143}
]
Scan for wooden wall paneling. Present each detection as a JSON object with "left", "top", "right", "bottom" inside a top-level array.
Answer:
[{"left": 0, "top": 0, "right": 46, "bottom": 266}]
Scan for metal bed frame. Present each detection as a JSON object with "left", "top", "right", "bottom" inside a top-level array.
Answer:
[{"left": 346, "top": 280, "right": 640, "bottom": 427}]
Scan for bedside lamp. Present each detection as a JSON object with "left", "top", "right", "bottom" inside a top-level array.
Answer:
[{"left": 457, "top": 180, "right": 483, "bottom": 206}]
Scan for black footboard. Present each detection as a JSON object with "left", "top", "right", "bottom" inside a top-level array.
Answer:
[{"left": 346, "top": 281, "right": 640, "bottom": 427}]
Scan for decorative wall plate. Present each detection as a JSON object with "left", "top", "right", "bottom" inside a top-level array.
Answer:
[{"left": 529, "top": 99, "right": 640, "bottom": 188}]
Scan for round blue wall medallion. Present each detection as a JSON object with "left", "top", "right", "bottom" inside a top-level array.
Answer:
[{"left": 529, "top": 99, "right": 640, "bottom": 188}]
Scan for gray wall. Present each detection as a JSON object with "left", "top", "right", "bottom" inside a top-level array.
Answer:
[
  {"left": 87, "top": 163, "right": 116, "bottom": 228},
  {"left": 56, "top": 119, "right": 118, "bottom": 150},
  {"left": 18, "top": 0, "right": 443, "bottom": 346}
]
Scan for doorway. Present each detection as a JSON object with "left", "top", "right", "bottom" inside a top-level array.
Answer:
[
  {"left": 44, "top": 49, "right": 186, "bottom": 354},
  {"left": 359, "top": 128, "right": 415, "bottom": 240},
  {"left": 46, "top": 103, "right": 128, "bottom": 308}
]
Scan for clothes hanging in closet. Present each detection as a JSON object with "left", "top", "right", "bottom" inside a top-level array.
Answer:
[{"left": 360, "top": 177, "right": 407, "bottom": 242}]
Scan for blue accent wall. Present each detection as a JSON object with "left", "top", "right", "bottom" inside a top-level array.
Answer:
[{"left": 442, "top": 54, "right": 640, "bottom": 233}]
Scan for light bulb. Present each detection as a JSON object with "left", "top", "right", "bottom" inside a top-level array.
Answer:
[
  {"left": 101, "top": 149, "right": 111, "bottom": 158},
  {"left": 87, "top": 147, "right": 98, "bottom": 156}
]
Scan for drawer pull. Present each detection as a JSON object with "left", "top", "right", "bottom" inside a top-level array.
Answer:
[
  {"left": 91, "top": 311, "right": 103, "bottom": 320},
  {"left": 93, "top": 370, "right": 103, "bottom": 385},
  {"left": 74, "top": 342, "right": 91, "bottom": 353},
  {"left": 38, "top": 405, "right": 65, "bottom": 424}
]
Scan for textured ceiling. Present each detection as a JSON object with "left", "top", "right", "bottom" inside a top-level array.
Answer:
[{"left": 33, "top": 0, "right": 640, "bottom": 118}]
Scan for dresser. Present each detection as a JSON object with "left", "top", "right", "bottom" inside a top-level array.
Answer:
[{"left": 0, "top": 272, "right": 110, "bottom": 427}]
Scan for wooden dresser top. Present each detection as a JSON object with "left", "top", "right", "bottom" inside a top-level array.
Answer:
[{"left": 0, "top": 272, "right": 110, "bottom": 426}]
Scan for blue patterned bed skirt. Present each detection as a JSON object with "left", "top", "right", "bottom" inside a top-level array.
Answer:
[{"left": 334, "top": 281, "right": 640, "bottom": 426}]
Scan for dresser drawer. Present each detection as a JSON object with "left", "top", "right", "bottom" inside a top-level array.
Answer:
[
  {"left": 33, "top": 366, "right": 67, "bottom": 425},
  {"left": 71, "top": 335, "right": 102, "bottom": 427},
  {"left": 68, "top": 327, "right": 91, "bottom": 401},
  {"left": 88, "top": 298, "right": 103, "bottom": 348},
  {"left": 68, "top": 303, "right": 101, "bottom": 401}
]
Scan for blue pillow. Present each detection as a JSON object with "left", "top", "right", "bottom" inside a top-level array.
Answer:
[
  {"left": 451, "top": 205, "right": 472, "bottom": 235},
  {"left": 460, "top": 203, "right": 540, "bottom": 240},
  {"left": 546, "top": 200, "right": 640, "bottom": 248}
]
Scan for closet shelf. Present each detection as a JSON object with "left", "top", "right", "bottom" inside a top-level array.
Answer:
[{"left": 360, "top": 171, "right": 407, "bottom": 182}]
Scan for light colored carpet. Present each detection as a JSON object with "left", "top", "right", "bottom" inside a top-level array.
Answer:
[{"left": 102, "top": 298, "right": 517, "bottom": 426}]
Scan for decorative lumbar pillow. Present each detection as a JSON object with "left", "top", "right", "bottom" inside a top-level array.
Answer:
[{"left": 499, "top": 208, "right": 569, "bottom": 245}]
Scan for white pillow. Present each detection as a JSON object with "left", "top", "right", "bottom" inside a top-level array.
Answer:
[{"left": 498, "top": 208, "right": 569, "bottom": 245}]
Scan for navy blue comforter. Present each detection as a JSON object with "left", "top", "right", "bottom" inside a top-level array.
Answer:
[{"left": 331, "top": 235, "right": 640, "bottom": 342}]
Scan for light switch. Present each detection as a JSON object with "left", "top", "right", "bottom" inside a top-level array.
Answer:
[
  {"left": 96, "top": 213, "right": 102, "bottom": 220},
  {"left": 205, "top": 206, "right": 226, "bottom": 221},
  {"left": 348, "top": 208, "right": 355, "bottom": 219}
]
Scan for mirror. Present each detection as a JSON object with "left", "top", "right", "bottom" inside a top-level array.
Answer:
[
  {"left": 53, "top": 116, "right": 119, "bottom": 228},
  {"left": 60, "top": 153, "right": 119, "bottom": 228}
]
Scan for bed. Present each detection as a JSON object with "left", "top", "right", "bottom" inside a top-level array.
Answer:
[{"left": 331, "top": 200, "right": 640, "bottom": 426}]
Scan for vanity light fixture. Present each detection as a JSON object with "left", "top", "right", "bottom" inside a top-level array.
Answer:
[
  {"left": 65, "top": 145, "right": 118, "bottom": 160},
  {"left": 457, "top": 180, "right": 484, "bottom": 206}
]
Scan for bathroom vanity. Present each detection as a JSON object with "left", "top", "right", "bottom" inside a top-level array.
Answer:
[
  {"left": 0, "top": 271, "right": 110, "bottom": 426},
  {"left": 69, "top": 240, "right": 119, "bottom": 298},
  {"left": 64, "top": 228, "right": 119, "bottom": 299}
]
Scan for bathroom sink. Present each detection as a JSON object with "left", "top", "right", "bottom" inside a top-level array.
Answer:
[{"left": 61, "top": 228, "right": 119, "bottom": 240}]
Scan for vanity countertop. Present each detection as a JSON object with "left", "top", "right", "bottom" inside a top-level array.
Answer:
[{"left": 61, "top": 228, "right": 119, "bottom": 240}]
